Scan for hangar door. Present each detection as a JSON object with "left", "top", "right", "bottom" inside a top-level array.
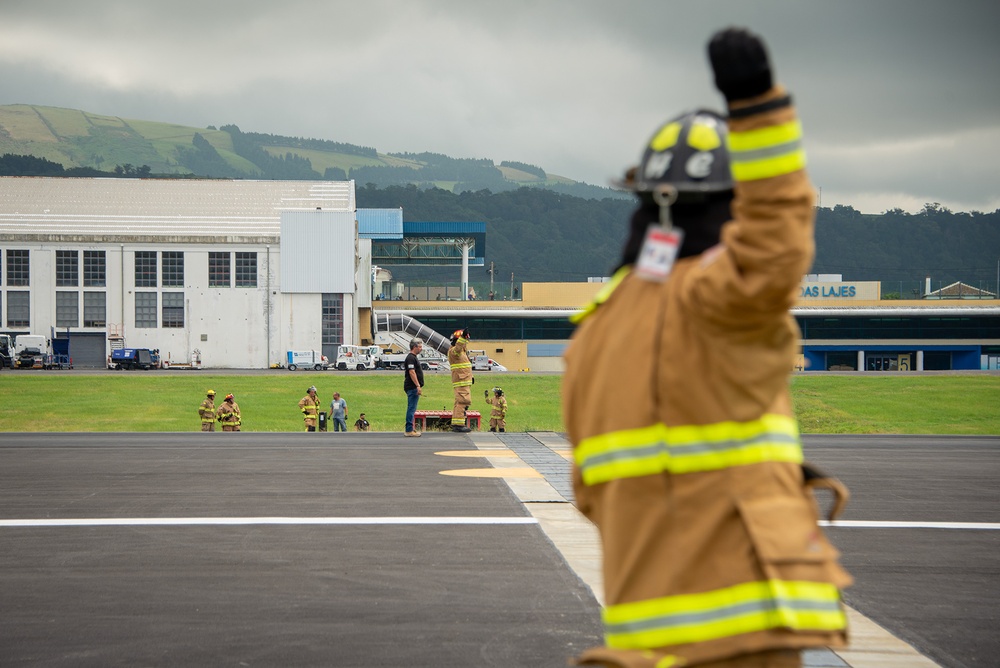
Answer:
[{"left": 68, "top": 333, "right": 107, "bottom": 369}]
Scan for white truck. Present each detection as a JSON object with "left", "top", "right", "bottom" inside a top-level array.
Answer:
[
  {"left": 336, "top": 345, "right": 380, "bottom": 371},
  {"left": 375, "top": 347, "right": 447, "bottom": 371},
  {"left": 0, "top": 334, "right": 13, "bottom": 368},
  {"left": 13, "top": 335, "right": 54, "bottom": 369},
  {"left": 285, "top": 350, "right": 330, "bottom": 371},
  {"left": 472, "top": 354, "right": 507, "bottom": 372}
]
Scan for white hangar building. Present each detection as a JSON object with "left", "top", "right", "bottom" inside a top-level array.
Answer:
[{"left": 0, "top": 177, "right": 378, "bottom": 369}]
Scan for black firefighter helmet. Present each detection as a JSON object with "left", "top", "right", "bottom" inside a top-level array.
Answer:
[{"left": 618, "top": 109, "right": 733, "bottom": 202}]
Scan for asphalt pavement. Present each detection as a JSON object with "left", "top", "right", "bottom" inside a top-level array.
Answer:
[{"left": 1, "top": 431, "right": 996, "bottom": 667}]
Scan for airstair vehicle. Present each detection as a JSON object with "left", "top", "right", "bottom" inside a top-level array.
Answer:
[{"left": 373, "top": 313, "right": 449, "bottom": 368}]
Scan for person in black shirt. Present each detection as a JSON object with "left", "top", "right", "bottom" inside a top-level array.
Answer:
[{"left": 403, "top": 338, "right": 425, "bottom": 437}]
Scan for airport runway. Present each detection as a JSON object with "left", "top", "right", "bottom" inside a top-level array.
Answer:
[
  {"left": 0, "top": 433, "right": 602, "bottom": 666},
  {"left": 1, "top": 432, "right": 997, "bottom": 667},
  {"left": 802, "top": 435, "right": 1000, "bottom": 668}
]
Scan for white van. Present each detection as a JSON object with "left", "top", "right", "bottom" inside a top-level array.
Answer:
[{"left": 472, "top": 355, "right": 507, "bottom": 372}]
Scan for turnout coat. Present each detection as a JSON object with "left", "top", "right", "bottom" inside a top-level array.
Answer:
[{"left": 563, "top": 87, "right": 851, "bottom": 667}]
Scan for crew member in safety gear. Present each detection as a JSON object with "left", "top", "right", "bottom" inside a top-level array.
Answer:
[
  {"left": 563, "top": 28, "right": 852, "bottom": 668},
  {"left": 448, "top": 328, "right": 474, "bottom": 432},
  {"left": 217, "top": 393, "right": 241, "bottom": 432},
  {"left": 484, "top": 386, "right": 507, "bottom": 432},
  {"left": 198, "top": 390, "right": 216, "bottom": 432},
  {"left": 298, "top": 385, "right": 321, "bottom": 432}
]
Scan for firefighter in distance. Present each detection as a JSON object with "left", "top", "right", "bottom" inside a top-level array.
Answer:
[{"left": 484, "top": 386, "right": 507, "bottom": 432}]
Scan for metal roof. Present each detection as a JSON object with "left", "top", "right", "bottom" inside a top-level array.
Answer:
[
  {"left": 0, "top": 177, "right": 355, "bottom": 238},
  {"left": 403, "top": 221, "right": 486, "bottom": 235},
  {"left": 357, "top": 208, "right": 403, "bottom": 240},
  {"left": 793, "top": 306, "right": 1000, "bottom": 316},
  {"left": 376, "top": 305, "right": 1000, "bottom": 319}
]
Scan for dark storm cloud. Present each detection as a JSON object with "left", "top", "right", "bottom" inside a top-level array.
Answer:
[{"left": 2, "top": 0, "right": 997, "bottom": 212}]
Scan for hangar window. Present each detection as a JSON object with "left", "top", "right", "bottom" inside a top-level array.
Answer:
[
  {"left": 56, "top": 291, "right": 79, "bottom": 327},
  {"left": 235, "top": 252, "right": 257, "bottom": 288},
  {"left": 162, "top": 292, "right": 184, "bottom": 328},
  {"left": 135, "top": 252, "right": 157, "bottom": 287},
  {"left": 6, "top": 249, "right": 29, "bottom": 286},
  {"left": 84, "top": 251, "right": 106, "bottom": 287},
  {"left": 209, "top": 252, "right": 231, "bottom": 287},
  {"left": 322, "top": 294, "right": 343, "bottom": 346},
  {"left": 56, "top": 250, "right": 79, "bottom": 287},
  {"left": 135, "top": 292, "right": 157, "bottom": 328},
  {"left": 162, "top": 252, "right": 184, "bottom": 287},
  {"left": 84, "top": 292, "right": 106, "bottom": 328},
  {"left": 7, "top": 290, "right": 30, "bottom": 327}
]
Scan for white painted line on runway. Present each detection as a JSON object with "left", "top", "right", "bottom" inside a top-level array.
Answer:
[
  {"left": 6, "top": 517, "right": 994, "bottom": 529},
  {"left": 821, "top": 520, "right": 1000, "bottom": 530},
  {"left": 0, "top": 517, "right": 540, "bottom": 528}
]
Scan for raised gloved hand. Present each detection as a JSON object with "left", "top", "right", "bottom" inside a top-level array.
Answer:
[
  {"left": 462, "top": 328, "right": 471, "bottom": 340},
  {"left": 708, "top": 27, "right": 773, "bottom": 102},
  {"left": 484, "top": 389, "right": 489, "bottom": 399}
]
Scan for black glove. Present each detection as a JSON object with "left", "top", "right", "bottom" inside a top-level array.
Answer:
[
  {"left": 462, "top": 328, "right": 470, "bottom": 340},
  {"left": 484, "top": 390, "right": 489, "bottom": 399},
  {"left": 708, "top": 27, "right": 773, "bottom": 102}
]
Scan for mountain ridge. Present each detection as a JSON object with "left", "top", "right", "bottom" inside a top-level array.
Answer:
[{"left": 0, "top": 103, "right": 624, "bottom": 200}]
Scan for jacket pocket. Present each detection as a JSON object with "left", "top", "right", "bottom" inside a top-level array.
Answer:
[{"left": 737, "top": 495, "right": 853, "bottom": 589}]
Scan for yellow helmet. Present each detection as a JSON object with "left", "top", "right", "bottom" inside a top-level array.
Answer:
[{"left": 207, "top": 389, "right": 216, "bottom": 396}]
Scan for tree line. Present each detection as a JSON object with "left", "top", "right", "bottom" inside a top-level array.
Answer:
[
  {"left": 4, "top": 151, "right": 995, "bottom": 293},
  {"left": 358, "top": 185, "right": 1000, "bottom": 293}
]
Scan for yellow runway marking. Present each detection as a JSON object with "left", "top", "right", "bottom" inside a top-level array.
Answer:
[
  {"left": 440, "top": 468, "right": 542, "bottom": 478},
  {"left": 435, "top": 450, "right": 518, "bottom": 458}
]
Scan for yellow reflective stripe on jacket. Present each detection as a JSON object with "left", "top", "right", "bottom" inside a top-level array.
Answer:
[
  {"left": 604, "top": 579, "right": 845, "bottom": 650},
  {"left": 575, "top": 414, "right": 801, "bottom": 486},
  {"left": 452, "top": 380, "right": 473, "bottom": 387},
  {"left": 570, "top": 265, "right": 631, "bottom": 324},
  {"left": 728, "top": 120, "right": 805, "bottom": 181},
  {"left": 450, "top": 362, "right": 472, "bottom": 369}
]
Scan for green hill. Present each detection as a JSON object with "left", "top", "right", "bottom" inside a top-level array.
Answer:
[{"left": 0, "top": 104, "right": 620, "bottom": 199}]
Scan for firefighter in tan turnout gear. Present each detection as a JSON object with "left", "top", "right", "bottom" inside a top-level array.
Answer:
[
  {"left": 198, "top": 390, "right": 216, "bottom": 432},
  {"left": 298, "top": 385, "right": 321, "bottom": 432},
  {"left": 484, "top": 386, "right": 507, "bottom": 432},
  {"left": 563, "top": 28, "right": 852, "bottom": 668},
  {"left": 447, "top": 328, "right": 473, "bottom": 432},
  {"left": 217, "top": 393, "right": 241, "bottom": 431}
]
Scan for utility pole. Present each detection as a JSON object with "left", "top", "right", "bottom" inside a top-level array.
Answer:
[
  {"left": 510, "top": 272, "right": 514, "bottom": 300},
  {"left": 489, "top": 261, "right": 495, "bottom": 296}
]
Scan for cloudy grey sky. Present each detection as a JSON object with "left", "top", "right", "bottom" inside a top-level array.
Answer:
[{"left": 2, "top": 0, "right": 998, "bottom": 213}]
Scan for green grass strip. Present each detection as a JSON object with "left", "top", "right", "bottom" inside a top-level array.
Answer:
[{"left": 0, "top": 373, "right": 996, "bottom": 435}]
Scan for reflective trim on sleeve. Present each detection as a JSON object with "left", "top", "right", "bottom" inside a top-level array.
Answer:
[
  {"left": 728, "top": 120, "right": 806, "bottom": 181},
  {"left": 603, "top": 579, "right": 846, "bottom": 650},
  {"left": 570, "top": 266, "right": 632, "bottom": 324},
  {"left": 574, "top": 414, "right": 802, "bottom": 485}
]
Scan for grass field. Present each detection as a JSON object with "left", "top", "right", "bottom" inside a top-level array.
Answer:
[{"left": 0, "top": 372, "right": 996, "bottom": 435}]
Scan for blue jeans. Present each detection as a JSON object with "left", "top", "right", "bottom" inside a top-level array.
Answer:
[
  {"left": 405, "top": 388, "right": 421, "bottom": 432},
  {"left": 333, "top": 417, "right": 347, "bottom": 431}
]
